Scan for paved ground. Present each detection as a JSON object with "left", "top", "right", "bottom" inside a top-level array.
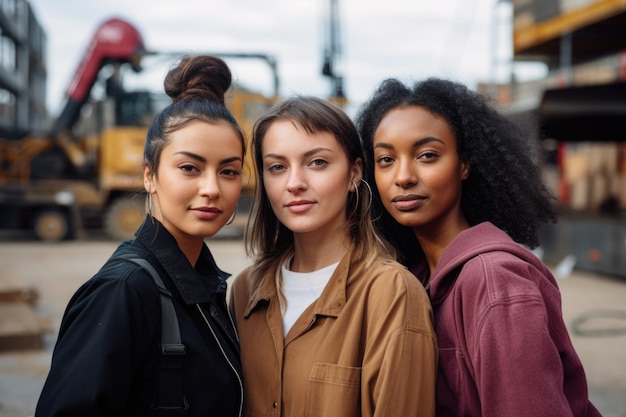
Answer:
[{"left": 0, "top": 233, "right": 624, "bottom": 416}]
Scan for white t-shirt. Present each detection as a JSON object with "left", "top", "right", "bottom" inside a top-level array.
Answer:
[{"left": 281, "top": 260, "right": 339, "bottom": 336}]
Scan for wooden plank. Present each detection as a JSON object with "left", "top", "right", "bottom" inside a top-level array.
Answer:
[
  {"left": 0, "top": 303, "right": 50, "bottom": 351},
  {"left": 0, "top": 273, "right": 39, "bottom": 305}
]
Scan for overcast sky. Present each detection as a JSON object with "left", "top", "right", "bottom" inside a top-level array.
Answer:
[{"left": 29, "top": 0, "right": 539, "bottom": 117}]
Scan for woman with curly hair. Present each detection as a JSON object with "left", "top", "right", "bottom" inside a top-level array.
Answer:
[{"left": 356, "top": 77, "right": 600, "bottom": 417}]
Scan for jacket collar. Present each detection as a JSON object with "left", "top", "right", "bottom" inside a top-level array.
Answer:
[
  {"left": 134, "top": 216, "right": 230, "bottom": 305},
  {"left": 243, "top": 249, "right": 352, "bottom": 318}
]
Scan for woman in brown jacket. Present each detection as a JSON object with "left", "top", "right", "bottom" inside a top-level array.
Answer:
[{"left": 229, "top": 96, "right": 437, "bottom": 417}]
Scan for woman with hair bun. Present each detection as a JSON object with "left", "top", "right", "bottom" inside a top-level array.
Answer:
[{"left": 35, "top": 55, "right": 245, "bottom": 417}]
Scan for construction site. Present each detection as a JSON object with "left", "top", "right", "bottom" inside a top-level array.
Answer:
[{"left": 0, "top": 0, "right": 625, "bottom": 415}]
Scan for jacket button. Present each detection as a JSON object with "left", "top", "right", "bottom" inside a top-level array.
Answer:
[{"left": 272, "top": 402, "right": 278, "bottom": 408}]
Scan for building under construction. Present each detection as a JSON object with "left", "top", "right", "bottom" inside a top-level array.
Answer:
[
  {"left": 0, "top": 0, "right": 46, "bottom": 136},
  {"left": 506, "top": 0, "right": 626, "bottom": 276}
]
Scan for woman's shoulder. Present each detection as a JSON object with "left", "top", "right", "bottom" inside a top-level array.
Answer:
[
  {"left": 456, "top": 248, "right": 552, "bottom": 304},
  {"left": 230, "top": 265, "right": 254, "bottom": 288},
  {"left": 351, "top": 256, "right": 434, "bottom": 332},
  {"left": 229, "top": 264, "right": 267, "bottom": 302},
  {"left": 74, "top": 244, "right": 161, "bottom": 303},
  {"left": 364, "top": 256, "right": 418, "bottom": 280},
  {"left": 355, "top": 256, "right": 428, "bottom": 298},
  {"left": 60, "top": 248, "right": 162, "bottom": 335}
]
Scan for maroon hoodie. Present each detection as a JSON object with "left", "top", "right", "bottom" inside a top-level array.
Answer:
[{"left": 420, "top": 222, "right": 601, "bottom": 417}]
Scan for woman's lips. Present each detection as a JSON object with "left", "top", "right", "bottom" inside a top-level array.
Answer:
[
  {"left": 286, "top": 200, "right": 315, "bottom": 213},
  {"left": 391, "top": 195, "right": 425, "bottom": 211},
  {"left": 191, "top": 207, "right": 221, "bottom": 220}
]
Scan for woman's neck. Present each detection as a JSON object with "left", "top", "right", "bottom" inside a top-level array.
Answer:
[
  {"left": 177, "top": 239, "right": 203, "bottom": 267},
  {"left": 290, "top": 228, "right": 350, "bottom": 273},
  {"left": 151, "top": 213, "right": 204, "bottom": 267},
  {"left": 415, "top": 217, "right": 470, "bottom": 277}
]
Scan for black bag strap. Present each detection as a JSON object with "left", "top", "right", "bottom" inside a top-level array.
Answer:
[{"left": 118, "top": 257, "right": 188, "bottom": 415}]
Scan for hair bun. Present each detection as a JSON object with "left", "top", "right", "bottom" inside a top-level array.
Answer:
[{"left": 164, "top": 55, "right": 232, "bottom": 105}]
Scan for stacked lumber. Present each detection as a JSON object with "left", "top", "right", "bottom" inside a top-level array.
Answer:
[{"left": 0, "top": 274, "right": 51, "bottom": 351}]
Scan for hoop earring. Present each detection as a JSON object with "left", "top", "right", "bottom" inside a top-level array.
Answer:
[
  {"left": 350, "top": 179, "right": 361, "bottom": 213},
  {"left": 351, "top": 179, "right": 360, "bottom": 196},
  {"left": 360, "top": 179, "right": 373, "bottom": 213},
  {"left": 147, "top": 193, "right": 155, "bottom": 224},
  {"left": 226, "top": 205, "right": 237, "bottom": 225},
  {"left": 349, "top": 178, "right": 370, "bottom": 219}
]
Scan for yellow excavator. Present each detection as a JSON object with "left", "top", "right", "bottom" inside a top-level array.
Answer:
[{"left": 0, "top": 17, "right": 278, "bottom": 241}]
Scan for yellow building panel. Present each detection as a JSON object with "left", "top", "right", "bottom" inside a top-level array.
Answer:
[{"left": 514, "top": 0, "right": 626, "bottom": 54}]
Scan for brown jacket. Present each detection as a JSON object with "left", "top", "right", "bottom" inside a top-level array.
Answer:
[{"left": 229, "top": 251, "right": 437, "bottom": 417}]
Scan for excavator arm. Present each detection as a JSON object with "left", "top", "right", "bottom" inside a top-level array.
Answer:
[{"left": 51, "top": 18, "right": 147, "bottom": 137}]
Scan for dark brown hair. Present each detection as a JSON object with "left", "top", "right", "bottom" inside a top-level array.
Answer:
[
  {"left": 246, "top": 96, "right": 394, "bottom": 303},
  {"left": 144, "top": 55, "right": 245, "bottom": 175}
]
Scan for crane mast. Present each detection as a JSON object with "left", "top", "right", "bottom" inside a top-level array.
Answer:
[{"left": 322, "top": 0, "right": 345, "bottom": 102}]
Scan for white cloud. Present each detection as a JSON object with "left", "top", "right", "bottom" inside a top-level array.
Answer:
[{"left": 29, "top": 0, "right": 510, "bottom": 116}]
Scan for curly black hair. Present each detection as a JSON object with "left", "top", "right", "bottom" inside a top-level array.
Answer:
[{"left": 355, "top": 77, "right": 556, "bottom": 264}]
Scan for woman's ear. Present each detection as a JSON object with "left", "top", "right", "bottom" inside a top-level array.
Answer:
[
  {"left": 350, "top": 158, "right": 363, "bottom": 191},
  {"left": 143, "top": 165, "right": 154, "bottom": 193},
  {"left": 460, "top": 155, "right": 470, "bottom": 180}
]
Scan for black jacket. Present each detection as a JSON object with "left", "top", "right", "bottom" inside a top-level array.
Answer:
[{"left": 35, "top": 217, "right": 243, "bottom": 417}]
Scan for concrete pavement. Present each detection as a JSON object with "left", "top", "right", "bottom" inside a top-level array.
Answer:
[{"left": 0, "top": 237, "right": 624, "bottom": 416}]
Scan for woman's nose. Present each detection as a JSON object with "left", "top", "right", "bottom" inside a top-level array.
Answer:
[
  {"left": 395, "top": 159, "right": 418, "bottom": 188},
  {"left": 200, "top": 173, "right": 221, "bottom": 198},
  {"left": 286, "top": 167, "right": 307, "bottom": 193}
]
